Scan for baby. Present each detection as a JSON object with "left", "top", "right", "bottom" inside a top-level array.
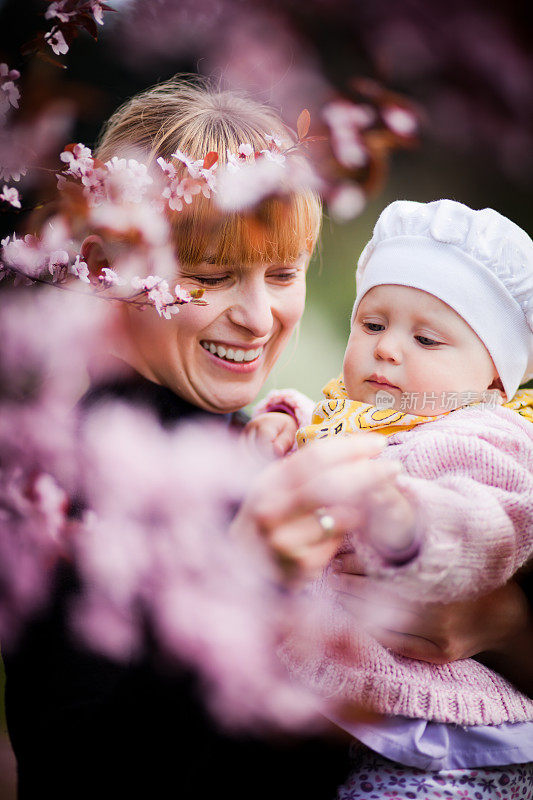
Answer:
[{"left": 247, "top": 200, "right": 533, "bottom": 797}]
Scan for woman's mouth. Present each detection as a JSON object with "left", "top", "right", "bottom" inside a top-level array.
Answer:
[{"left": 200, "top": 340, "right": 263, "bottom": 364}]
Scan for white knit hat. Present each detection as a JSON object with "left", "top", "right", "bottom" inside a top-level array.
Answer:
[{"left": 352, "top": 199, "right": 533, "bottom": 400}]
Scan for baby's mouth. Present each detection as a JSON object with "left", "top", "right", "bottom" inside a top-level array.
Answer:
[
  {"left": 366, "top": 375, "right": 401, "bottom": 391},
  {"left": 200, "top": 340, "right": 263, "bottom": 363}
]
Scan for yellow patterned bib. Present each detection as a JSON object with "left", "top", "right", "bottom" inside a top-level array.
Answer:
[{"left": 296, "top": 375, "right": 533, "bottom": 448}]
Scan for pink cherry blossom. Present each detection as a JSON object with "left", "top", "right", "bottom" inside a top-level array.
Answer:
[
  {"left": 70, "top": 254, "right": 90, "bottom": 283},
  {"left": 170, "top": 149, "right": 202, "bottom": 179},
  {"left": 45, "top": 29, "right": 69, "bottom": 56},
  {"left": 129, "top": 274, "right": 188, "bottom": 316},
  {"left": 156, "top": 156, "right": 178, "bottom": 180},
  {"left": 98, "top": 267, "right": 125, "bottom": 288},
  {"left": 199, "top": 163, "right": 217, "bottom": 196},
  {"left": 60, "top": 143, "right": 94, "bottom": 179},
  {"left": 238, "top": 143, "right": 254, "bottom": 158},
  {"left": 90, "top": 1, "right": 105, "bottom": 25},
  {"left": 265, "top": 134, "right": 283, "bottom": 149},
  {"left": 131, "top": 274, "right": 163, "bottom": 293},
  {"left": 48, "top": 249, "right": 69, "bottom": 281},
  {"left": 162, "top": 176, "right": 201, "bottom": 210},
  {"left": 179, "top": 178, "right": 201, "bottom": 204},
  {"left": 0, "top": 184, "right": 21, "bottom": 209},
  {"left": 44, "top": 1, "right": 76, "bottom": 23},
  {"left": 162, "top": 184, "right": 183, "bottom": 212},
  {"left": 81, "top": 165, "right": 108, "bottom": 205},
  {"left": 174, "top": 284, "right": 193, "bottom": 303},
  {"left": 146, "top": 279, "right": 177, "bottom": 318}
]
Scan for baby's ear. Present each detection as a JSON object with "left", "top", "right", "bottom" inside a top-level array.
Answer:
[{"left": 80, "top": 235, "right": 109, "bottom": 281}]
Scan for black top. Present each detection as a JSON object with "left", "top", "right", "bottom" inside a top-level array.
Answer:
[{"left": 4, "top": 374, "right": 352, "bottom": 799}]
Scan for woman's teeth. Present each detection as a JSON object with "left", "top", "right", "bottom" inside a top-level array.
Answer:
[{"left": 201, "top": 341, "right": 262, "bottom": 362}]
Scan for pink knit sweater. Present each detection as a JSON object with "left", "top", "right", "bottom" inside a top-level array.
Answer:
[{"left": 284, "top": 404, "right": 533, "bottom": 726}]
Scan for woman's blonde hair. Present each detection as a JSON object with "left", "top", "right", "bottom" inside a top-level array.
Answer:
[{"left": 96, "top": 75, "right": 322, "bottom": 266}]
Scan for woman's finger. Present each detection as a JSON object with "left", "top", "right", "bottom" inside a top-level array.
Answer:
[
  {"left": 254, "top": 457, "right": 400, "bottom": 530},
  {"left": 252, "top": 435, "right": 385, "bottom": 500},
  {"left": 269, "top": 509, "right": 345, "bottom": 553}
]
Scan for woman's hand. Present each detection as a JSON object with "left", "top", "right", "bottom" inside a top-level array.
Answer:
[
  {"left": 230, "top": 435, "right": 400, "bottom": 580},
  {"left": 331, "top": 552, "right": 531, "bottom": 665}
]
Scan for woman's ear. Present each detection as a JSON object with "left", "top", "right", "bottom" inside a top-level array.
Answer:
[{"left": 80, "top": 235, "right": 109, "bottom": 281}]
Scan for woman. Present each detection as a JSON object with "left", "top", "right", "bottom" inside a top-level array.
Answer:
[{"left": 4, "top": 76, "right": 531, "bottom": 799}]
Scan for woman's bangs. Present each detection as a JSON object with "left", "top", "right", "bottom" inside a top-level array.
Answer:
[{"left": 172, "top": 191, "right": 321, "bottom": 267}]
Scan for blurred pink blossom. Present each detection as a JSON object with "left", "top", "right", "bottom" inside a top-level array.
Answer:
[
  {"left": 72, "top": 405, "right": 322, "bottom": 729},
  {"left": 104, "top": 156, "right": 154, "bottom": 203},
  {"left": 90, "top": 1, "right": 106, "bottom": 25},
  {"left": 0, "top": 64, "right": 20, "bottom": 116},
  {"left": 48, "top": 249, "right": 70, "bottom": 281},
  {"left": 216, "top": 153, "right": 318, "bottom": 213},
  {"left": 0, "top": 185, "right": 21, "bottom": 209},
  {"left": 328, "top": 183, "right": 366, "bottom": 223},
  {"left": 322, "top": 101, "right": 369, "bottom": 169},
  {"left": 45, "top": 2, "right": 76, "bottom": 23},
  {"left": 0, "top": 469, "right": 66, "bottom": 646},
  {"left": 382, "top": 106, "right": 417, "bottom": 137}
]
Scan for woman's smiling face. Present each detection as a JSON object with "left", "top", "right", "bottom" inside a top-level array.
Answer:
[{"left": 122, "top": 254, "right": 308, "bottom": 413}]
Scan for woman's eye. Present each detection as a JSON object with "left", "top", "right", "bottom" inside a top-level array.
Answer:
[
  {"left": 192, "top": 275, "right": 228, "bottom": 286},
  {"left": 269, "top": 270, "right": 298, "bottom": 282},
  {"left": 416, "top": 335, "right": 441, "bottom": 347},
  {"left": 363, "top": 322, "right": 385, "bottom": 332}
]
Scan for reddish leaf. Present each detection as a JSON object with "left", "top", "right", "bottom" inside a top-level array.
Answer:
[
  {"left": 35, "top": 50, "right": 68, "bottom": 69},
  {"left": 76, "top": 12, "right": 99, "bottom": 39},
  {"left": 297, "top": 109, "right": 311, "bottom": 140},
  {"left": 300, "top": 135, "right": 328, "bottom": 143},
  {"left": 21, "top": 33, "right": 47, "bottom": 57},
  {"left": 203, "top": 151, "right": 218, "bottom": 170}
]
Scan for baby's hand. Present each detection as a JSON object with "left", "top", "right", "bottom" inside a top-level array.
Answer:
[
  {"left": 362, "top": 481, "right": 418, "bottom": 562},
  {"left": 244, "top": 412, "right": 299, "bottom": 458}
]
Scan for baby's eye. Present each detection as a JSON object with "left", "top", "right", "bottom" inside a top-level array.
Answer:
[
  {"left": 363, "top": 322, "right": 385, "bottom": 332},
  {"left": 415, "top": 335, "right": 441, "bottom": 347}
]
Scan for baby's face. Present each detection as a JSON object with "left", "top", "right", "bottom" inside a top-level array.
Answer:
[{"left": 343, "top": 285, "right": 499, "bottom": 416}]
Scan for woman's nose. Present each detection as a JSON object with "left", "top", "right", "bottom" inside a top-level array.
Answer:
[
  {"left": 374, "top": 331, "right": 402, "bottom": 363},
  {"left": 227, "top": 283, "right": 274, "bottom": 338}
]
